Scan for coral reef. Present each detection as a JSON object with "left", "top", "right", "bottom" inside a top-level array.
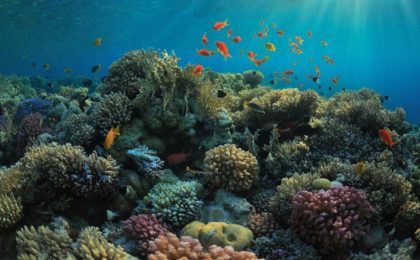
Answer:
[
  {"left": 127, "top": 145, "right": 164, "bottom": 176},
  {"left": 204, "top": 144, "right": 259, "bottom": 191},
  {"left": 0, "top": 193, "right": 22, "bottom": 231},
  {"left": 291, "top": 186, "right": 373, "bottom": 254},
  {"left": 248, "top": 212, "right": 279, "bottom": 238},
  {"left": 242, "top": 70, "right": 264, "bottom": 88},
  {"left": 248, "top": 189, "right": 276, "bottom": 213},
  {"left": 15, "top": 112, "right": 50, "bottom": 157},
  {"left": 59, "top": 113, "right": 95, "bottom": 148}
]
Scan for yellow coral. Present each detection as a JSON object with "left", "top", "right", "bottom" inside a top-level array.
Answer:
[
  {"left": 0, "top": 193, "right": 22, "bottom": 231},
  {"left": 0, "top": 164, "right": 23, "bottom": 194},
  {"left": 181, "top": 221, "right": 254, "bottom": 251},
  {"left": 204, "top": 144, "right": 258, "bottom": 191},
  {"left": 75, "top": 227, "right": 129, "bottom": 260}
]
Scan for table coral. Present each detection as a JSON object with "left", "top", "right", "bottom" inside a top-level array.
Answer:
[
  {"left": 204, "top": 144, "right": 259, "bottom": 191},
  {"left": 291, "top": 186, "right": 373, "bottom": 254}
]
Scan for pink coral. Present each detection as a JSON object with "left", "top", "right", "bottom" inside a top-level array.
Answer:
[
  {"left": 123, "top": 214, "right": 168, "bottom": 256},
  {"left": 291, "top": 186, "right": 373, "bottom": 254},
  {"left": 16, "top": 112, "right": 50, "bottom": 157}
]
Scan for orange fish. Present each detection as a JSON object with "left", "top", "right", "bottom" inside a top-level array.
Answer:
[
  {"left": 379, "top": 129, "right": 396, "bottom": 147},
  {"left": 247, "top": 51, "right": 257, "bottom": 60},
  {"left": 213, "top": 20, "right": 228, "bottom": 30},
  {"left": 215, "top": 41, "right": 231, "bottom": 60},
  {"left": 321, "top": 40, "right": 328, "bottom": 46},
  {"left": 232, "top": 36, "right": 242, "bottom": 43},
  {"left": 294, "top": 36, "right": 304, "bottom": 45},
  {"left": 295, "top": 48, "right": 303, "bottom": 55},
  {"left": 227, "top": 28, "right": 232, "bottom": 38},
  {"left": 196, "top": 49, "right": 215, "bottom": 56},
  {"left": 257, "top": 31, "right": 263, "bottom": 38},
  {"left": 277, "top": 30, "right": 285, "bottom": 36},
  {"left": 202, "top": 33, "right": 208, "bottom": 45},
  {"left": 167, "top": 152, "right": 191, "bottom": 165},
  {"left": 297, "top": 83, "right": 304, "bottom": 88},
  {"left": 253, "top": 59, "right": 263, "bottom": 66},
  {"left": 282, "top": 70, "right": 294, "bottom": 75},
  {"left": 314, "top": 65, "right": 321, "bottom": 77},
  {"left": 355, "top": 161, "right": 366, "bottom": 176},
  {"left": 281, "top": 77, "right": 291, "bottom": 83},
  {"left": 323, "top": 55, "right": 334, "bottom": 64},
  {"left": 192, "top": 64, "right": 204, "bottom": 76},
  {"left": 331, "top": 76, "right": 341, "bottom": 84},
  {"left": 104, "top": 127, "right": 120, "bottom": 150},
  {"left": 307, "top": 31, "right": 312, "bottom": 38},
  {"left": 94, "top": 38, "right": 102, "bottom": 47},
  {"left": 273, "top": 71, "right": 279, "bottom": 75}
]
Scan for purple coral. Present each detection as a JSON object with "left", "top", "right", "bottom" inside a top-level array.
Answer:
[
  {"left": 14, "top": 96, "right": 52, "bottom": 123},
  {"left": 16, "top": 113, "right": 50, "bottom": 157},
  {"left": 123, "top": 214, "right": 168, "bottom": 256},
  {"left": 291, "top": 186, "right": 373, "bottom": 254}
]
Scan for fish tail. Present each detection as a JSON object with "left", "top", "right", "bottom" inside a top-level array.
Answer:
[{"left": 115, "top": 126, "right": 121, "bottom": 135}]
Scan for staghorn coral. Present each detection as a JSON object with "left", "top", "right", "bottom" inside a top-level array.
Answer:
[
  {"left": 90, "top": 92, "right": 132, "bottom": 136},
  {"left": 243, "top": 70, "right": 264, "bottom": 88},
  {"left": 204, "top": 144, "right": 259, "bottom": 191},
  {"left": 123, "top": 214, "right": 168, "bottom": 257},
  {"left": 291, "top": 186, "right": 373, "bottom": 254},
  {"left": 75, "top": 226, "right": 129, "bottom": 260},
  {"left": 248, "top": 212, "right": 279, "bottom": 238},
  {"left": 21, "top": 143, "right": 119, "bottom": 198},
  {"left": 145, "top": 181, "right": 202, "bottom": 227},
  {"left": 60, "top": 113, "right": 95, "bottom": 147},
  {"left": 0, "top": 193, "right": 22, "bottom": 231}
]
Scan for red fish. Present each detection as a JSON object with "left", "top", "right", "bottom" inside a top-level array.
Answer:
[
  {"left": 294, "top": 36, "right": 304, "bottom": 45},
  {"left": 253, "top": 59, "right": 263, "bottom": 66},
  {"left": 232, "top": 36, "right": 242, "bottom": 43},
  {"left": 257, "top": 31, "right": 263, "bottom": 38},
  {"left": 202, "top": 33, "right": 208, "bottom": 45},
  {"left": 331, "top": 76, "right": 341, "bottom": 84},
  {"left": 215, "top": 41, "right": 232, "bottom": 60},
  {"left": 307, "top": 31, "right": 312, "bottom": 39},
  {"left": 247, "top": 51, "right": 257, "bottom": 61},
  {"left": 192, "top": 64, "right": 203, "bottom": 76},
  {"left": 277, "top": 30, "right": 284, "bottom": 36},
  {"left": 227, "top": 28, "right": 232, "bottom": 38},
  {"left": 213, "top": 20, "right": 228, "bottom": 30},
  {"left": 273, "top": 71, "right": 279, "bottom": 75},
  {"left": 167, "top": 152, "right": 192, "bottom": 165},
  {"left": 197, "top": 49, "right": 215, "bottom": 56},
  {"left": 379, "top": 129, "right": 396, "bottom": 147},
  {"left": 281, "top": 77, "right": 291, "bottom": 83},
  {"left": 282, "top": 70, "right": 294, "bottom": 75}
]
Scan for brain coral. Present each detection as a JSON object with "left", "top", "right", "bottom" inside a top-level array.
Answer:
[
  {"left": 145, "top": 181, "right": 202, "bottom": 227},
  {"left": 90, "top": 92, "right": 132, "bottom": 136},
  {"left": 291, "top": 186, "right": 373, "bottom": 254},
  {"left": 21, "top": 143, "right": 119, "bottom": 198},
  {"left": 204, "top": 144, "right": 259, "bottom": 191}
]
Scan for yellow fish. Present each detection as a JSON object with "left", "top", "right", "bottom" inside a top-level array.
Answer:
[
  {"left": 355, "top": 161, "right": 365, "bottom": 176},
  {"left": 104, "top": 126, "right": 120, "bottom": 150},
  {"left": 63, "top": 68, "right": 72, "bottom": 73},
  {"left": 262, "top": 55, "right": 270, "bottom": 63},
  {"left": 43, "top": 63, "right": 50, "bottom": 71},
  {"left": 264, "top": 42, "right": 276, "bottom": 52},
  {"left": 94, "top": 37, "right": 102, "bottom": 47}
]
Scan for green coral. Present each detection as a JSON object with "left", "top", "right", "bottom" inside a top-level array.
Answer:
[
  {"left": 145, "top": 180, "right": 202, "bottom": 227},
  {"left": 0, "top": 193, "right": 22, "bottom": 231}
]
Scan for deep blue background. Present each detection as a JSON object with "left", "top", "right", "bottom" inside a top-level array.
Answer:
[{"left": 0, "top": 0, "right": 419, "bottom": 122}]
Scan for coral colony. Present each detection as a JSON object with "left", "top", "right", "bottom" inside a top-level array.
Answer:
[{"left": 0, "top": 49, "right": 419, "bottom": 259}]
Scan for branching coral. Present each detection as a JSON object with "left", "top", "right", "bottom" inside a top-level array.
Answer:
[
  {"left": 60, "top": 113, "right": 95, "bottom": 147},
  {"left": 204, "top": 144, "right": 259, "bottom": 191},
  {"left": 21, "top": 143, "right": 119, "bottom": 198},
  {"left": 0, "top": 164, "right": 23, "bottom": 194},
  {"left": 90, "top": 92, "right": 132, "bottom": 136},
  {"left": 291, "top": 186, "right": 373, "bottom": 254},
  {"left": 145, "top": 181, "right": 202, "bottom": 227},
  {"left": 248, "top": 212, "right": 279, "bottom": 238},
  {"left": 0, "top": 193, "right": 22, "bottom": 231}
]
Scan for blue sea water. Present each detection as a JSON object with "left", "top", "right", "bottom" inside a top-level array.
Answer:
[{"left": 0, "top": 0, "right": 419, "bottom": 122}]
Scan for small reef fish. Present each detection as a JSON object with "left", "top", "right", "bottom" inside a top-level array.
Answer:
[
  {"left": 192, "top": 64, "right": 204, "bottom": 76},
  {"left": 282, "top": 70, "right": 294, "bottom": 75},
  {"left": 281, "top": 77, "right": 291, "bottom": 83},
  {"left": 91, "top": 64, "right": 101, "bottom": 73},
  {"left": 213, "top": 20, "right": 228, "bottom": 30},
  {"left": 239, "top": 50, "right": 244, "bottom": 55},
  {"left": 297, "top": 83, "right": 304, "bottom": 88},
  {"left": 355, "top": 161, "right": 366, "bottom": 177},
  {"left": 294, "top": 36, "right": 304, "bottom": 45},
  {"left": 232, "top": 36, "right": 242, "bottom": 43},
  {"left": 243, "top": 101, "right": 264, "bottom": 113},
  {"left": 63, "top": 68, "right": 72, "bottom": 73},
  {"left": 215, "top": 41, "right": 231, "bottom": 60},
  {"left": 227, "top": 28, "right": 232, "bottom": 38},
  {"left": 272, "top": 22, "right": 277, "bottom": 29},
  {"left": 273, "top": 71, "right": 279, "bottom": 75},
  {"left": 185, "top": 166, "right": 206, "bottom": 175},
  {"left": 323, "top": 55, "right": 334, "bottom": 64},
  {"left": 247, "top": 51, "right": 257, "bottom": 61},
  {"left": 43, "top": 63, "right": 50, "bottom": 71},
  {"left": 331, "top": 76, "right": 341, "bottom": 85},
  {"left": 261, "top": 55, "right": 269, "bottom": 63},
  {"left": 259, "top": 20, "right": 264, "bottom": 26},
  {"left": 82, "top": 78, "right": 93, "bottom": 87},
  {"left": 257, "top": 31, "right": 263, "bottom": 38},
  {"left": 314, "top": 65, "right": 321, "bottom": 77},
  {"left": 379, "top": 129, "right": 396, "bottom": 148},
  {"left": 307, "top": 31, "right": 312, "bottom": 39},
  {"left": 321, "top": 40, "right": 328, "bottom": 46},
  {"left": 106, "top": 209, "right": 120, "bottom": 221},
  {"left": 197, "top": 49, "right": 215, "bottom": 56},
  {"left": 264, "top": 42, "right": 276, "bottom": 52},
  {"left": 202, "top": 33, "right": 208, "bottom": 45},
  {"left": 253, "top": 59, "right": 263, "bottom": 66},
  {"left": 167, "top": 152, "right": 191, "bottom": 165},
  {"left": 380, "top": 95, "right": 390, "bottom": 103},
  {"left": 277, "top": 30, "right": 285, "bottom": 36},
  {"left": 94, "top": 37, "right": 102, "bottom": 46},
  {"left": 214, "top": 89, "right": 227, "bottom": 98},
  {"left": 104, "top": 126, "right": 120, "bottom": 150}
]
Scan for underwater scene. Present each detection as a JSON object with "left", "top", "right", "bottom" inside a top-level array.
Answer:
[{"left": 1, "top": 0, "right": 420, "bottom": 259}]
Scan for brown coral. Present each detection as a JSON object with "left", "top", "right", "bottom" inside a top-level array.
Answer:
[
  {"left": 204, "top": 144, "right": 259, "bottom": 191},
  {"left": 248, "top": 212, "right": 279, "bottom": 238}
]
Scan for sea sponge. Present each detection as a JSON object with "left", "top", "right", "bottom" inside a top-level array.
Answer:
[
  {"left": 0, "top": 193, "right": 22, "bottom": 231},
  {"left": 291, "top": 186, "right": 373, "bottom": 254},
  {"left": 204, "top": 144, "right": 259, "bottom": 191},
  {"left": 75, "top": 226, "right": 129, "bottom": 260},
  {"left": 243, "top": 70, "right": 264, "bottom": 88},
  {"left": 145, "top": 181, "right": 202, "bottom": 227},
  {"left": 90, "top": 92, "right": 132, "bottom": 136},
  {"left": 16, "top": 224, "right": 74, "bottom": 259},
  {"left": 181, "top": 221, "right": 254, "bottom": 250},
  {"left": 123, "top": 214, "right": 168, "bottom": 256},
  {"left": 248, "top": 212, "right": 279, "bottom": 238},
  {"left": 21, "top": 143, "right": 119, "bottom": 198},
  {"left": 61, "top": 113, "right": 95, "bottom": 148}
]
